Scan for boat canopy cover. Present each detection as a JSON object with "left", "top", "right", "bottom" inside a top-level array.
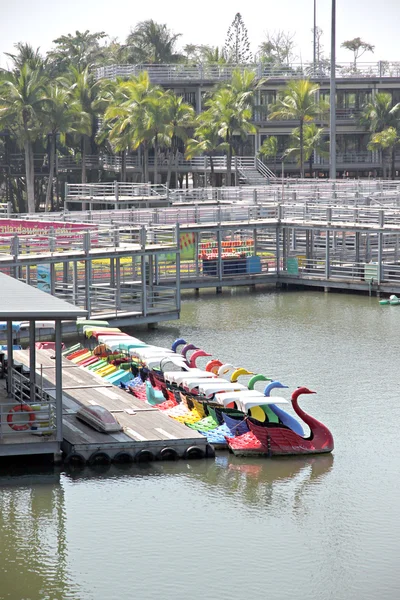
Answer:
[
  {"left": 158, "top": 355, "right": 189, "bottom": 370},
  {"left": 215, "top": 390, "right": 266, "bottom": 402},
  {"left": 184, "top": 377, "right": 228, "bottom": 392},
  {"left": 237, "top": 396, "right": 289, "bottom": 412},
  {"left": 144, "top": 355, "right": 187, "bottom": 369},
  {"left": 97, "top": 334, "right": 130, "bottom": 344},
  {"left": 163, "top": 368, "right": 209, "bottom": 384},
  {"left": 198, "top": 382, "right": 247, "bottom": 397},
  {"left": 130, "top": 346, "right": 175, "bottom": 359}
]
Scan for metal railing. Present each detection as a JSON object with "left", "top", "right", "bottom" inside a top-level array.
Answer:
[
  {"left": 0, "top": 368, "right": 56, "bottom": 440},
  {"left": 95, "top": 61, "right": 400, "bottom": 82}
]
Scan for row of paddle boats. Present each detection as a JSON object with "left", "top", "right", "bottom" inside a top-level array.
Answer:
[{"left": 65, "top": 321, "right": 334, "bottom": 458}]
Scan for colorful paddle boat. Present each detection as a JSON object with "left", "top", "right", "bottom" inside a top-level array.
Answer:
[{"left": 227, "top": 387, "right": 334, "bottom": 457}]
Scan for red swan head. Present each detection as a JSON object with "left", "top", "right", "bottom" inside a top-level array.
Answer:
[{"left": 292, "top": 386, "right": 316, "bottom": 399}]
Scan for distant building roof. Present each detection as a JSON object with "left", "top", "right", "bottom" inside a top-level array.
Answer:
[{"left": 0, "top": 273, "right": 87, "bottom": 320}]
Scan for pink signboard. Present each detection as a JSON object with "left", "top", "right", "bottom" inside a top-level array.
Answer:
[{"left": 0, "top": 219, "right": 97, "bottom": 238}]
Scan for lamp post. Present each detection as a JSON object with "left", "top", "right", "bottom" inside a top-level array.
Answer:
[
  {"left": 313, "top": 0, "right": 317, "bottom": 73},
  {"left": 329, "top": 0, "right": 337, "bottom": 180}
]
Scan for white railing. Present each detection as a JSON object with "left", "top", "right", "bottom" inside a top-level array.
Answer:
[
  {"left": 0, "top": 369, "right": 56, "bottom": 440},
  {"left": 96, "top": 61, "right": 400, "bottom": 82}
]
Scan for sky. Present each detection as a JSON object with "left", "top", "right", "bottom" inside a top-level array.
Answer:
[{"left": 0, "top": 0, "right": 399, "bottom": 67}]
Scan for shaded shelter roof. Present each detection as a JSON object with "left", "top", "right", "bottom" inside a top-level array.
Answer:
[{"left": 0, "top": 273, "right": 87, "bottom": 320}]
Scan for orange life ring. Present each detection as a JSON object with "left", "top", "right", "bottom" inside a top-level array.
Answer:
[{"left": 7, "top": 404, "right": 35, "bottom": 432}]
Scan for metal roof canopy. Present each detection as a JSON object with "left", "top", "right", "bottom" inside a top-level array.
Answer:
[{"left": 0, "top": 273, "right": 87, "bottom": 320}]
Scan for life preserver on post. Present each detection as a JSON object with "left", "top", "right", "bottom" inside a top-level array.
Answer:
[{"left": 7, "top": 404, "right": 35, "bottom": 431}]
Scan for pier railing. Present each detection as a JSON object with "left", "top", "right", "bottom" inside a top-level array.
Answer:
[
  {"left": 95, "top": 61, "right": 400, "bottom": 82},
  {"left": 0, "top": 369, "right": 56, "bottom": 440}
]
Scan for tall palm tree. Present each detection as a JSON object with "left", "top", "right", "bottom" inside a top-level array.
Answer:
[
  {"left": 0, "top": 63, "right": 48, "bottom": 212},
  {"left": 205, "top": 87, "right": 256, "bottom": 185},
  {"left": 259, "top": 135, "right": 278, "bottom": 171},
  {"left": 360, "top": 92, "right": 400, "bottom": 133},
  {"left": 65, "top": 66, "right": 99, "bottom": 183},
  {"left": 41, "top": 85, "right": 89, "bottom": 210},
  {"left": 48, "top": 30, "right": 107, "bottom": 73},
  {"left": 269, "top": 79, "right": 325, "bottom": 178},
  {"left": 103, "top": 72, "right": 161, "bottom": 183},
  {"left": 368, "top": 127, "right": 399, "bottom": 178},
  {"left": 284, "top": 124, "right": 329, "bottom": 176},
  {"left": 125, "top": 20, "right": 183, "bottom": 64},
  {"left": 360, "top": 92, "right": 400, "bottom": 177},
  {"left": 185, "top": 115, "right": 223, "bottom": 187},
  {"left": 163, "top": 92, "right": 195, "bottom": 188}
]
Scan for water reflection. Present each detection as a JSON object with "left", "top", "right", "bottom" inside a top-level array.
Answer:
[
  {"left": 0, "top": 465, "right": 81, "bottom": 600},
  {"left": 64, "top": 452, "right": 334, "bottom": 515}
]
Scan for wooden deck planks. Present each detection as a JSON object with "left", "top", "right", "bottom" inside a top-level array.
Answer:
[{"left": 13, "top": 349, "right": 204, "bottom": 447}]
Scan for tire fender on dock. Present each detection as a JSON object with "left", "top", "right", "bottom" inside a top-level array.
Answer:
[
  {"left": 184, "top": 446, "right": 206, "bottom": 459},
  {"left": 64, "top": 452, "right": 86, "bottom": 467},
  {"left": 134, "top": 449, "right": 154, "bottom": 463},
  {"left": 88, "top": 451, "right": 112, "bottom": 466},
  {"left": 157, "top": 447, "right": 179, "bottom": 461}
]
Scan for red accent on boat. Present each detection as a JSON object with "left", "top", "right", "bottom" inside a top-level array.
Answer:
[
  {"left": 189, "top": 350, "right": 212, "bottom": 368},
  {"left": 248, "top": 387, "right": 334, "bottom": 456}
]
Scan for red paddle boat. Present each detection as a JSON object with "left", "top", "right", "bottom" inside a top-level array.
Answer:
[{"left": 227, "top": 387, "right": 334, "bottom": 457}]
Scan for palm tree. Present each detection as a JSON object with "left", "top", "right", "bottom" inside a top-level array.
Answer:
[
  {"left": 360, "top": 92, "right": 400, "bottom": 177},
  {"left": 103, "top": 72, "right": 161, "bottom": 183},
  {"left": 125, "top": 20, "right": 183, "bottom": 64},
  {"left": 163, "top": 92, "right": 195, "bottom": 188},
  {"left": 185, "top": 114, "right": 223, "bottom": 187},
  {"left": 0, "top": 63, "right": 48, "bottom": 212},
  {"left": 269, "top": 79, "right": 326, "bottom": 178},
  {"left": 283, "top": 124, "right": 329, "bottom": 176},
  {"left": 41, "top": 85, "right": 89, "bottom": 210},
  {"left": 205, "top": 87, "right": 256, "bottom": 185},
  {"left": 360, "top": 92, "right": 400, "bottom": 133},
  {"left": 368, "top": 127, "right": 399, "bottom": 178},
  {"left": 65, "top": 66, "right": 100, "bottom": 183},
  {"left": 48, "top": 30, "right": 107, "bottom": 73},
  {"left": 259, "top": 135, "right": 278, "bottom": 171}
]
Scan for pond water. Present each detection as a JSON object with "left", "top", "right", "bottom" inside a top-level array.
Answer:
[{"left": 1, "top": 288, "right": 400, "bottom": 600}]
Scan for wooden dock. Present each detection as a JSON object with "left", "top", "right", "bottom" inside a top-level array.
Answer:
[{"left": 13, "top": 349, "right": 211, "bottom": 464}]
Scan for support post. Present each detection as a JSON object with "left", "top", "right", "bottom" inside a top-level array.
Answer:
[
  {"left": 6, "top": 320, "right": 13, "bottom": 398},
  {"left": 276, "top": 227, "right": 280, "bottom": 275},
  {"left": 141, "top": 255, "right": 147, "bottom": 317},
  {"left": 176, "top": 224, "right": 181, "bottom": 312},
  {"left": 55, "top": 319, "right": 63, "bottom": 443},
  {"left": 115, "top": 257, "right": 121, "bottom": 311},
  {"left": 378, "top": 232, "right": 383, "bottom": 286},
  {"left": 217, "top": 228, "right": 223, "bottom": 284},
  {"left": 72, "top": 260, "right": 78, "bottom": 305},
  {"left": 329, "top": 0, "right": 337, "bottom": 180},
  {"left": 325, "top": 230, "right": 331, "bottom": 279},
  {"left": 29, "top": 320, "right": 36, "bottom": 402}
]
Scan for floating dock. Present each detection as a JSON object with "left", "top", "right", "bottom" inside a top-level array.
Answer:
[{"left": 13, "top": 349, "right": 211, "bottom": 464}]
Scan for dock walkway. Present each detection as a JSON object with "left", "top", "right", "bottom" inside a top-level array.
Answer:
[{"left": 14, "top": 349, "right": 210, "bottom": 463}]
